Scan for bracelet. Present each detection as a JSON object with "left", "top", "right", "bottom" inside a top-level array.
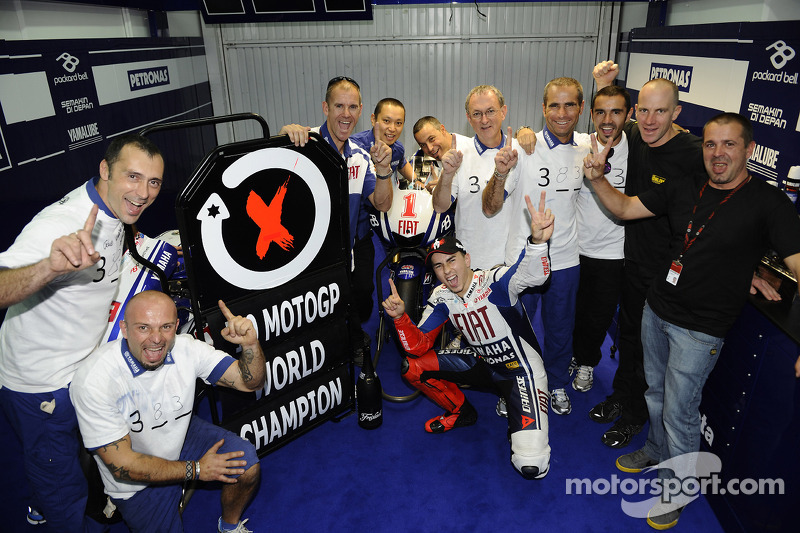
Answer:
[
  {"left": 185, "top": 460, "right": 193, "bottom": 482},
  {"left": 492, "top": 168, "right": 508, "bottom": 181},
  {"left": 376, "top": 171, "right": 392, "bottom": 180},
  {"left": 515, "top": 126, "right": 532, "bottom": 137},
  {"left": 195, "top": 460, "right": 200, "bottom": 480}
]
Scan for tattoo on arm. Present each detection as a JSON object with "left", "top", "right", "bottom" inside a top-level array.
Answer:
[
  {"left": 106, "top": 462, "right": 141, "bottom": 481},
  {"left": 239, "top": 348, "right": 254, "bottom": 384},
  {"left": 218, "top": 377, "right": 236, "bottom": 388},
  {"left": 99, "top": 438, "right": 125, "bottom": 453}
]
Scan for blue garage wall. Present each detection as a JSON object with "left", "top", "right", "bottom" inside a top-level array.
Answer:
[
  {"left": 0, "top": 36, "right": 216, "bottom": 254},
  {"left": 623, "top": 20, "right": 800, "bottom": 211}
]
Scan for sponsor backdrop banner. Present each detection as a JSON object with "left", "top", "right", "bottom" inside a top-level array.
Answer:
[
  {"left": 0, "top": 37, "right": 216, "bottom": 254},
  {"left": 625, "top": 20, "right": 800, "bottom": 212}
]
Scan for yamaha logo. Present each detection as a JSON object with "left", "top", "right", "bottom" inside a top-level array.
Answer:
[{"left": 198, "top": 148, "right": 331, "bottom": 290}]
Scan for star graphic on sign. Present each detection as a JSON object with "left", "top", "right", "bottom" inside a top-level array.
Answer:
[{"left": 207, "top": 204, "right": 220, "bottom": 218}]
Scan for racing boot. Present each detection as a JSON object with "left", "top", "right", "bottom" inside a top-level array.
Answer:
[{"left": 424, "top": 399, "right": 477, "bottom": 433}]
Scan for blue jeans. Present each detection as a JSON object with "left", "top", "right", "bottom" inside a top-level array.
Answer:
[
  {"left": 520, "top": 265, "right": 580, "bottom": 390},
  {"left": 641, "top": 302, "right": 723, "bottom": 468}
]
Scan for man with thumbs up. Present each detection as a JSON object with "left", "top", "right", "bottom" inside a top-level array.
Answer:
[
  {"left": 483, "top": 77, "right": 592, "bottom": 416},
  {"left": 431, "top": 85, "right": 520, "bottom": 270}
]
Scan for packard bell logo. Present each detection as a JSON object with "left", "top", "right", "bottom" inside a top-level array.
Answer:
[
  {"left": 56, "top": 53, "right": 80, "bottom": 73},
  {"left": 246, "top": 176, "right": 294, "bottom": 259}
]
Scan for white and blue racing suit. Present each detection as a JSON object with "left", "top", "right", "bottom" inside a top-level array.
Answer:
[{"left": 392, "top": 239, "right": 552, "bottom": 476}]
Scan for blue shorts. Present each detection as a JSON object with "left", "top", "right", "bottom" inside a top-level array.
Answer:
[{"left": 111, "top": 416, "right": 259, "bottom": 533}]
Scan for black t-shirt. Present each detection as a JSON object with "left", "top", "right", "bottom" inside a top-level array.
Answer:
[
  {"left": 623, "top": 122, "right": 705, "bottom": 281},
  {"left": 639, "top": 176, "right": 800, "bottom": 337}
]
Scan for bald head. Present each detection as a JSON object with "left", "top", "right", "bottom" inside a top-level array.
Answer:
[
  {"left": 124, "top": 290, "right": 177, "bottom": 322},
  {"left": 635, "top": 78, "right": 683, "bottom": 147},
  {"left": 121, "top": 290, "right": 179, "bottom": 371},
  {"left": 641, "top": 78, "right": 679, "bottom": 107}
]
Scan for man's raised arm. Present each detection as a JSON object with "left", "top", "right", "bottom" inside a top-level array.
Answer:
[
  {"left": 583, "top": 134, "right": 653, "bottom": 221},
  {"left": 432, "top": 134, "right": 461, "bottom": 213},
  {"left": 0, "top": 205, "right": 100, "bottom": 308},
  {"left": 593, "top": 60, "right": 619, "bottom": 91},
  {"left": 215, "top": 300, "right": 266, "bottom": 392},
  {"left": 483, "top": 127, "right": 516, "bottom": 217}
]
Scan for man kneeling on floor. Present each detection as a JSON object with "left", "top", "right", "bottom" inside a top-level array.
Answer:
[
  {"left": 70, "top": 291, "right": 266, "bottom": 533},
  {"left": 382, "top": 192, "right": 554, "bottom": 479}
]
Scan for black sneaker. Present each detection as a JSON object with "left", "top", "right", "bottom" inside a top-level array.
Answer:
[
  {"left": 601, "top": 420, "right": 643, "bottom": 448},
  {"left": 589, "top": 398, "right": 622, "bottom": 424}
]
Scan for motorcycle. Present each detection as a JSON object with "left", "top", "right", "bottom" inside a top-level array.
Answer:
[{"left": 369, "top": 155, "right": 455, "bottom": 401}]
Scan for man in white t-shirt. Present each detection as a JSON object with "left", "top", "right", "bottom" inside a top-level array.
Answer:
[
  {"left": 71, "top": 291, "right": 266, "bottom": 533},
  {"left": 570, "top": 86, "right": 632, "bottom": 401},
  {"left": 432, "top": 85, "right": 520, "bottom": 270},
  {"left": 485, "top": 78, "right": 591, "bottom": 416},
  {"left": 0, "top": 134, "right": 164, "bottom": 532}
]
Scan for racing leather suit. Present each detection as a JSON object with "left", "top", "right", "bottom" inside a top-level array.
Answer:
[{"left": 392, "top": 240, "right": 552, "bottom": 477}]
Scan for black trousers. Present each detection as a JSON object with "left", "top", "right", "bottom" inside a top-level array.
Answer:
[
  {"left": 572, "top": 255, "right": 624, "bottom": 368},
  {"left": 609, "top": 259, "right": 651, "bottom": 425},
  {"left": 348, "top": 233, "right": 376, "bottom": 350}
]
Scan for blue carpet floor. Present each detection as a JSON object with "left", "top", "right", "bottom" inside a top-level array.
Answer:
[
  {"left": 0, "top": 321, "right": 725, "bottom": 532},
  {"left": 0, "top": 235, "right": 726, "bottom": 532}
]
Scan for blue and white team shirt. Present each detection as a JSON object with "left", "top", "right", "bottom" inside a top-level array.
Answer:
[
  {"left": 449, "top": 131, "right": 518, "bottom": 269},
  {"left": 350, "top": 128, "right": 407, "bottom": 240},
  {"left": 70, "top": 335, "right": 234, "bottom": 499},
  {"left": 312, "top": 123, "right": 376, "bottom": 246},
  {"left": 504, "top": 127, "right": 591, "bottom": 270},
  {"left": 576, "top": 133, "right": 628, "bottom": 260},
  {"left": 0, "top": 179, "right": 124, "bottom": 393}
]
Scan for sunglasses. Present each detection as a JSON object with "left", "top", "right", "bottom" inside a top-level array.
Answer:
[
  {"left": 603, "top": 147, "right": 615, "bottom": 175},
  {"left": 327, "top": 76, "right": 360, "bottom": 90}
]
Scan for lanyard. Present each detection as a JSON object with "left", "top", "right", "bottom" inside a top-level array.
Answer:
[{"left": 679, "top": 176, "right": 749, "bottom": 261}]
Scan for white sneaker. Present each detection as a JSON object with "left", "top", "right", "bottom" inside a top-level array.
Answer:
[
  {"left": 27, "top": 507, "right": 45, "bottom": 526},
  {"left": 550, "top": 388, "right": 572, "bottom": 415},
  {"left": 446, "top": 333, "right": 463, "bottom": 350},
  {"left": 568, "top": 357, "right": 578, "bottom": 376},
  {"left": 495, "top": 397, "right": 508, "bottom": 418},
  {"left": 219, "top": 518, "right": 252, "bottom": 533},
  {"left": 572, "top": 365, "right": 594, "bottom": 392}
]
